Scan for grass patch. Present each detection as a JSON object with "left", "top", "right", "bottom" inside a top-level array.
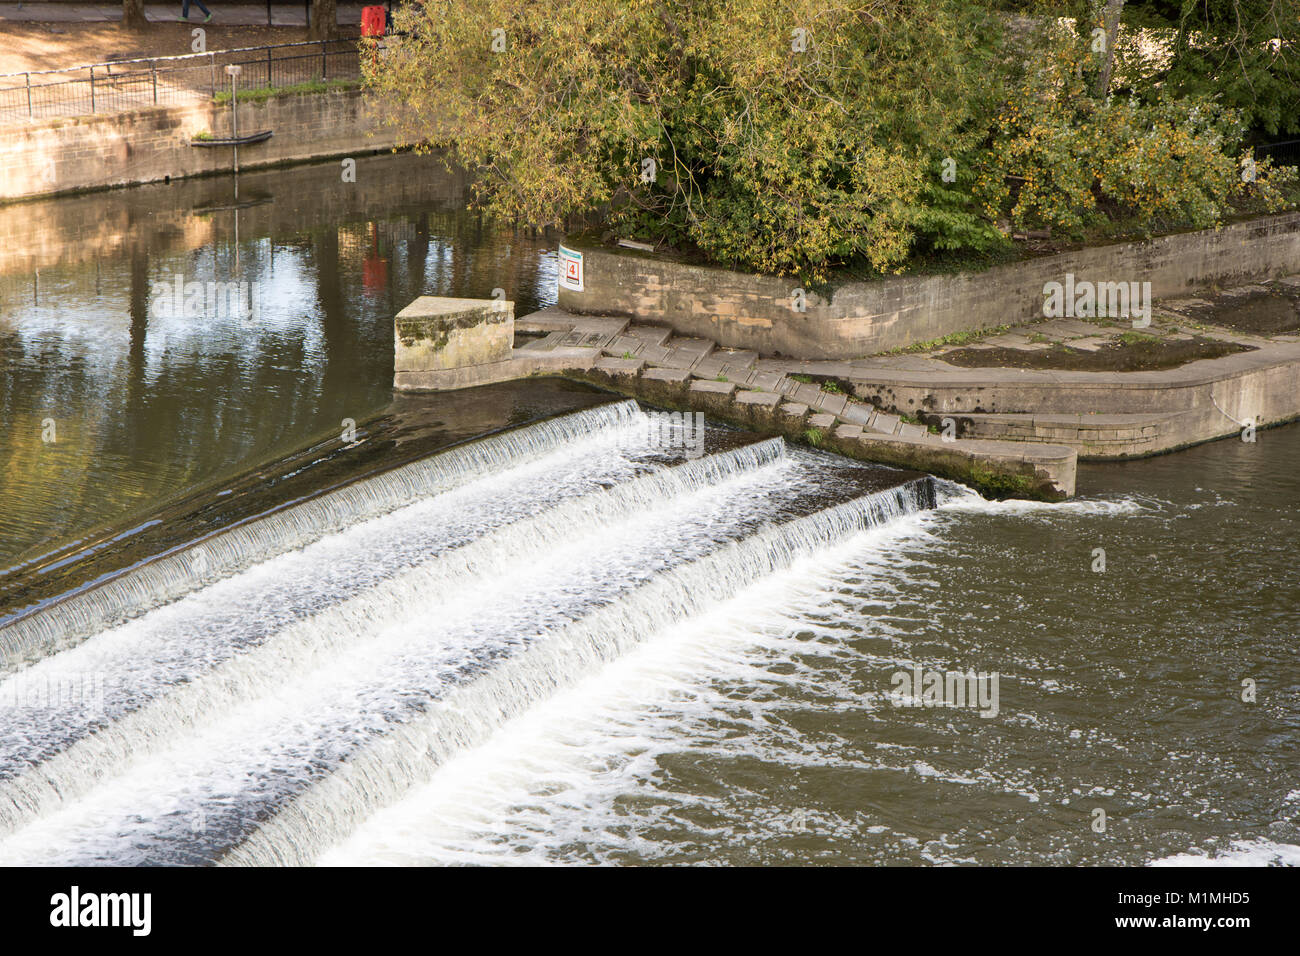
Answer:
[
  {"left": 968, "top": 465, "right": 1036, "bottom": 499},
  {"left": 884, "top": 324, "right": 1011, "bottom": 355},
  {"left": 802, "top": 427, "right": 824, "bottom": 447},
  {"left": 214, "top": 77, "right": 362, "bottom": 105},
  {"left": 1118, "top": 331, "right": 1159, "bottom": 345}
]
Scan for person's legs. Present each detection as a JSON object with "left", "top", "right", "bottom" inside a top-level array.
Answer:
[
  {"left": 181, "top": 0, "right": 191, "bottom": 18},
  {"left": 195, "top": 0, "right": 211, "bottom": 17}
]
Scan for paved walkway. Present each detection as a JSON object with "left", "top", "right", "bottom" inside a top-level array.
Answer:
[{"left": 0, "top": 3, "right": 370, "bottom": 25}]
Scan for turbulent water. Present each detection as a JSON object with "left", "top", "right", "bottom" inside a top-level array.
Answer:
[
  {"left": 0, "top": 401, "right": 936, "bottom": 865},
  {"left": 308, "top": 423, "right": 1300, "bottom": 868},
  {"left": 0, "top": 401, "right": 1295, "bottom": 866}
]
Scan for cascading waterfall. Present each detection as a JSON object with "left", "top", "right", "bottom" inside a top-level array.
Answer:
[
  {"left": 0, "top": 402, "right": 937, "bottom": 866},
  {"left": 222, "top": 482, "right": 934, "bottom": 867},
  {"left": 0, "top": 437, "right": 789, "bottom": 834},
  {"left": 0, "top": 401, "right": 642, "bottom": 669}
]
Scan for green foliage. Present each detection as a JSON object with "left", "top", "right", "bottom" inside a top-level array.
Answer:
[
  {"left": 1122, "top": 0, "right": 1300, "bottom": 137},
  {"left": 973, "top": 17, "right": 1294, "bottom": 236},
  {"left": 368, "top": 0, "right": 1296, "bottom": 279}
]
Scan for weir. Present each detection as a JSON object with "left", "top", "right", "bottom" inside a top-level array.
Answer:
[
  {"left": 0, "top": 402, "right": 935, "bottom": 865},
  {"left": 0, "top": 401, "right": 643, "bottom": 671}
]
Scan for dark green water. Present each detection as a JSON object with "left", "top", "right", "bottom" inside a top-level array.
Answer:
[{"left": 0, "top": 153, "right": 577, "bottom": 582}]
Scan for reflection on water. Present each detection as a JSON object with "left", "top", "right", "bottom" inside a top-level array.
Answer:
[{"left": 0, "top": 153, "right": 562, "bottom": 571}]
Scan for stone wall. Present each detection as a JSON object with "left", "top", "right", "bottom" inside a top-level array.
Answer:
[
  {"left": 0, "top": 89, "right": 399, "bottom": 202},
  {"left": 557, "top": 214, "right": 1300, "bottom": 359}
]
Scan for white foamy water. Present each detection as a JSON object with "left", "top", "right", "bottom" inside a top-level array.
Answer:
[
  {"left": 1150, "top": 840, "right": 1300, "bottom": 867},
  {"left": 0, "top": 402, "right": 936, "bottom": 865},
  {"left": 320, "top": 514, "right": 941, "bottom": 866}
]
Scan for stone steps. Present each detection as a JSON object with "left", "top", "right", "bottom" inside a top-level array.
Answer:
[{"left": 532, "top": 315, "right": 923, "bottom": 439}]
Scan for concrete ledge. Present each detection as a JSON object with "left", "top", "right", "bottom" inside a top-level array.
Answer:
[
  {"left": 567, "top": 364, "right": 1076, "bottom": 500},
  {"left": 395, "top": 350, "right": 596, "bottom": 391}
]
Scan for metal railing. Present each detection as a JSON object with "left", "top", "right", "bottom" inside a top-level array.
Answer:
[
  {"left": 1257, "top": 140, "right": 1300, "bottom": 170},
  {"left": 0, "top": 39, "right": 378, "bottom": 125}
]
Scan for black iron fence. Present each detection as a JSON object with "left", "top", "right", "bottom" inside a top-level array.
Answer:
[
  {"left": 0, "top": 39, "right": 380, "bottom": 125},
  {"left": 1257, "top": 140, "right": 1300, "bottom": 170}
]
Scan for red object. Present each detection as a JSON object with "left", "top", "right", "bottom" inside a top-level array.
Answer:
[{"left": 361, "top": 6, "right": 386, "bottom": 37}]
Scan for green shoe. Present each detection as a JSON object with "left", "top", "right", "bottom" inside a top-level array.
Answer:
[{"left": 204, "top": 12, "right": 212, "bottom": 22}]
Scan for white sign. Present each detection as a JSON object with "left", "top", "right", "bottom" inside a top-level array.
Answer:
[{"left": 558, "top": 245, "right": 584, "bottom": 292}]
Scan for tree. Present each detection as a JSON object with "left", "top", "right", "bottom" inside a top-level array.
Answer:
[
  {"left": 1124, "top": 0, "right": 1300, "bottom": 136},
  {"left": 1093, "top": 0, "right": 1125, "bottom": 97},
  {"left": 122, "top": 0, "right": 147, "bottom": 31},
  {"left": 366, "top": 0, "right": 1293, "bottom": 279},
  {"left": 308, "top": 0, "right": 340, "bottom": 42}
]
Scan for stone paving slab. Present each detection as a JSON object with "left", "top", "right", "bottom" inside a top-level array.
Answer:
[
  {"left": 834, "top": 424, "right": 863, "bottom": 440},
  {"left": 792, "top": 382, "right": 823, "bottom": 406},
  {"left": 873, "top": 411, "right": 901, "bottom": 434},
  {"left": 665, "top": 336, "right": 714, "bottom": 356},
  {"left": 778, "top": 402, "right": 809, "bottom": 418},
  {"left": 624, "top": 325, "right": 673, "bottom": 347},
  {"left": 734, "top": 390, "right": 782, "bottom": 408},
  {"left": 815, "top": 393, "right": 848, "bottom": 417},
  {"left": 720, "top": 365, "right": 755, "bottom": 385},
  {"left": 897, "top": 422, "right": 927, "bottom": 439},
  {"left": 639, "top": 344, "right": 673, "bottom": 364},
  {"left": 664, "top": 347, "right": 704, "bottom": 368},
  {"left": 748, "top": 372, "right": 786, "bottom": 392},
  {"left": 609, "top": 335, "right": 644, "bottom": 355},
  {"left": 593, "top": 356, "right": 645, "bottom": 376},
  {"left": 693, "top": 357, "right": 726, "bottom": 379},
  {"left": 839, "top": 403, "right": 874, "bottom": 427},
  {"left": 713, "top": 349, "right": 758, "bottom": 368},
  {"left": 642, "top": 367, "right": 692, "bottom": 383},
  {"left": 807, "top": 413, "right": 837, "bottom": 429},
  {"left": 689, "top": 379, "right": 736, "bottom": 396}
]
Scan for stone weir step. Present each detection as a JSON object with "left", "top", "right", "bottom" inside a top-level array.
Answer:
[
  {"left": 510, "top": 307, "right": 1076, "bottom": 499},
  {"left": 944, "top": 410, "right": 1227, "bottom": 460}
]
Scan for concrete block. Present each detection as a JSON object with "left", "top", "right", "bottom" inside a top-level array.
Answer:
[
  {"left": 395, "top": 296, "right": 513, "bottom": 373},
  {"left": 839, "top": 403, "right": 874, "bottom": 426},
  {"left": 643, "top": 367, "right": 693, "bottom": 383},
  {"left": 897, "top": 422, "right": 927, "bottom": 439},
  {"left": 873, "top": 411, "right": 901, "bottom": 434}
]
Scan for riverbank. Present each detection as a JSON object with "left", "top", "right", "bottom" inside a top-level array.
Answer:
[
  {"left": 392, "top": 269, "right": 1300, "bottom": 501},
  {"left": 0, "top": 86, "right": 395, "bottom": 202}
]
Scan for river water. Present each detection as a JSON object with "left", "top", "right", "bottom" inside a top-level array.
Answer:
[{"left": 0, "top": 155, "right": 1296, "bottom": 866}]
